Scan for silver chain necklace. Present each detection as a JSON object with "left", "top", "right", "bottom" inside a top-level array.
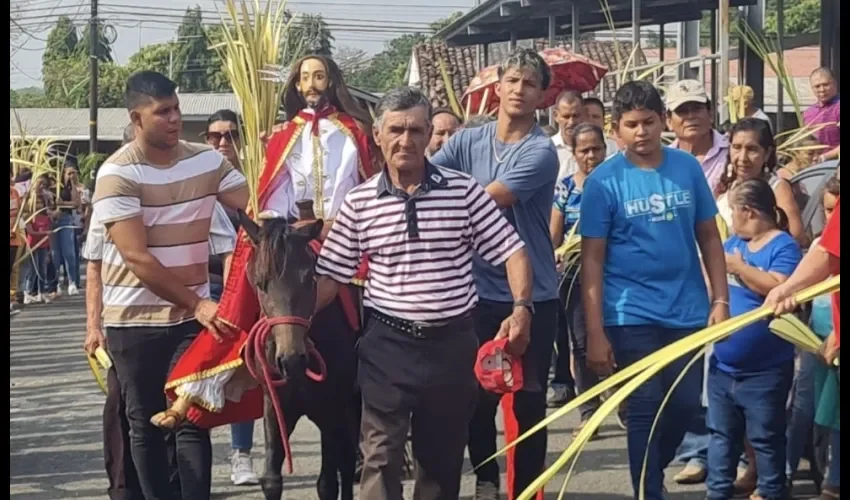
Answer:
[{"left": 493, "top": 130, "right": 533, "bottom": 164}]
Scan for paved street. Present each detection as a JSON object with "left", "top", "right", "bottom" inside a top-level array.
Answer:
[{"left": 10, "top": 293, "right": 817, "bottom": 499}]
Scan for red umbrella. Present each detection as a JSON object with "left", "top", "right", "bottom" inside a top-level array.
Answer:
[{"left": 461, "top": 48, "right": 609, "bottom": 115}]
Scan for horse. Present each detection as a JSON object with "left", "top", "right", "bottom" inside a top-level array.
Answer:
[{"left": 239, "top": 212, "right": 360, "bottom": 500}]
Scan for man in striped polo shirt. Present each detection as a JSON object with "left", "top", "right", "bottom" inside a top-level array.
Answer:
[
  {"left": 92, "top": 71, "right": 248, "bottom": 500},
  {"left": 431, "top": 48, "right": 561, "bottom": 499},
  {"left": 314, "top": 87, "right": 533, "bottom": 500}
]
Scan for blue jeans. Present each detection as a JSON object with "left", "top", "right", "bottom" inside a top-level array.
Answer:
[
  {"left": 786, "top": 352, "right": 816, "bottom": 476},
  {"left": 52, "top": 213, "right": 80, "bottom": 288},
  {"left": 675, "top": 407, "right": 710, "bottom": 468},
  {"left": 607, "top": 326, "right": 703, "bottom": 500},
  {"left": 210, "top": 281, "right": 256, "bottom": 453},
  {"left": 706, "top": 361, "right": 794, "bottom": 500},
  {"left": 25, "top": 248, "right": 49, "bottom": 295}
]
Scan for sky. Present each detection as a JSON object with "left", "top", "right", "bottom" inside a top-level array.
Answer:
[{"left": 10, "top": 0, "right": 470, "bottom": 88}]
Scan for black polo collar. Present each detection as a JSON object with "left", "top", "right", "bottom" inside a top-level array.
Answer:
[{"left": 376, "top": 160, "right": 449, "bottom": 199}]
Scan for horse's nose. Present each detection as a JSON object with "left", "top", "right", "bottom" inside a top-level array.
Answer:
[{"left": 279, "top": 353, "right": 308, "bottom": 380}]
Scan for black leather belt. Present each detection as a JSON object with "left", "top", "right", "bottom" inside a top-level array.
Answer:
[{"left": 369, "top": 309, "right": 469, "bottom": 339}]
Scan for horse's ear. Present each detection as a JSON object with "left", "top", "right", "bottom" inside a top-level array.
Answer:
[
  {"left": 295, "top": 219, "right": 323, "bottom": 241},
  {"left": 238, "top": 209, "right": 261, "bottom": 245}
]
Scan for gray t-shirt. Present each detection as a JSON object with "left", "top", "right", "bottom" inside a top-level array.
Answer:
[{"left": 431, "top": 121, "right": 559, "bottom": 303}]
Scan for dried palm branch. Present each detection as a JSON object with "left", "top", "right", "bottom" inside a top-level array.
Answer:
[{"left": 209, "top": 0, "right": 297, "bottom": 215}]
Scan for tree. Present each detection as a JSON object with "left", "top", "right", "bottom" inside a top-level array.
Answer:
[
  {"left": 346, "top": 33, "right": 428, "bottom": 92},
  {"left": 173, "top": 7, "right": 223, "bottom": 92},
  {"left": 78, "top": 24, "right": 114, "bottom": 63},
  {"left": 764, "top": 0, "right": 820, "bottom": 35},
  {"left": 42, "top": 58, "right": 129, "bottom": 108},
  {"left": 334, "top": 45, "right": 370, "bottom": 75},
  {"left": 127, "top": 42, "right": 176, "bottom": 78},
  {"left": 43, "top": 16, "right": 80, "bottom": 66},
  {"left": 428, "top": 11, "right": 462, "bottom": 33},
  {"left": 10, "top": 87, "right": 47, "bottom": 108},
  {"left": 288, "top": 13, "right": 334, "bottom": 58}
]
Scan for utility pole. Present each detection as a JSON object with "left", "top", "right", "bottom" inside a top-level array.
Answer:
[{"left": 89, "top": 0, "right": 98, "bottom": 154}]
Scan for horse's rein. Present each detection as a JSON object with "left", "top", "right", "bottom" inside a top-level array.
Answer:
[{"left": 243, "top": 314, "right": 328, "bottom": 474}]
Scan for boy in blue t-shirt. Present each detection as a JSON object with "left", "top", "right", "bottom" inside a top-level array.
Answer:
[{"left": 579, "top": 81, "right": 729, "bottom": 500}]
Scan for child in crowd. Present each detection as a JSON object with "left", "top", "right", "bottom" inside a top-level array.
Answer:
[
  {"left": 707, "top": 178, "right": 802, "bottom": 500},
  {"left": 580, "top": 80, "right": 728, "bottom": 500}
]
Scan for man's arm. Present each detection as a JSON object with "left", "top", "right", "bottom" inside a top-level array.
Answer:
[
  {"left": 486, "top": 147, "right": 559, "bottom": 209},
  {"left": 216, "top": 156, "right": 249, "bottom": 212},
  {"left": 106, "top": 217, "right": 204, "bottom": 312},
  {"left": 581, "top": 238, "right": 607, "bottom": 339},
  {"left": 314, "top": 199, "right": 362, "bottom": 312},
  {"left": 84, "top": 260, "right": 105, "bottom": 355},
  {"left": 696, "top": 219, "right": 730, "bottom": 305},
  {"left": 218, "top": 185, "right": 249, "bottom": 213}
]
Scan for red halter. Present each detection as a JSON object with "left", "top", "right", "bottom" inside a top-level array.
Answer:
[{"left": 243, "top": 315, "right": 327, "bottom": 474}]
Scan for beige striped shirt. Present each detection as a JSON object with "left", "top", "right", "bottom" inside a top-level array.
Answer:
[{"left": 92, "top": 141, "right": 246, "bottom": 328}]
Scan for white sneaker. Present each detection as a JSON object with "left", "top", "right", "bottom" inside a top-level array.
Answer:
[
  {"left": 68, "top": 284, "right": 79, "bottom": 296},
  {"left": 230, "top": 451, "right": 258, "bottom": 486},
  {"left": 23, "top": 293, "right": 42, "bottom": 305}
]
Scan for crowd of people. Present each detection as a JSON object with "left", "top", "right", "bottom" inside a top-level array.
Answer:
[{"left": 9, "top": 48, "right": 840, "bottom": 500}]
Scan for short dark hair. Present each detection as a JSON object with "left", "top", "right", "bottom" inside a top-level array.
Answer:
[
  {"left": 432, "top": 107, "right": 461, "bottom": 124},
  {"left": 569, "top": 123, "right": 606, "bottom": 149},
  {"left": 498, "top": 48, "right": 551, "bottom": 91},
  {"left": 824, "top": 175, "right": 840, "bottom": 198},
  {"left": 207, "top": 109, "right": 241, "bottom": 130},
  {"left": 612, "top": 81, "right": 665, "bottom": 123},
  {"left": 582, "top": 97, "right": 605, "bottom": 117},
  {"left": 124, "top": 71, "right": 177, "bottom": 111}
]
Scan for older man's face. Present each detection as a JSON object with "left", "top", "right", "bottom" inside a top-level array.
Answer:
[
  {"left": 554, "top": 99, "right": 584, "bottom": 144},
  {"left": 811, "top": 72, "right": 838, "bottom": 104},
  {"left": 428, "top": 113, "right": 461, "bottom": 156},
  {"left": 374, "top": 106, "right": 431, "bottom": 172}
]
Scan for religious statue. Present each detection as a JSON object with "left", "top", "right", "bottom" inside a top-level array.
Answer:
[{"left": 151, "top": 55, "right": 377, "bottom": 429}]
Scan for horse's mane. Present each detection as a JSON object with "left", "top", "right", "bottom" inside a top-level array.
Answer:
[{"left": 252, "top": 218, "right": 291, "bottom": 287}]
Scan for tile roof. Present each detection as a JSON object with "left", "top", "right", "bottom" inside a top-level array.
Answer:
[{"left": 410, "top": 38, "right": 647, "bottom": 109}]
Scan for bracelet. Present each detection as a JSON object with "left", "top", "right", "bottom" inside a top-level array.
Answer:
[{"left": 712, "top": 299, "right": 730, "bottom": 307}]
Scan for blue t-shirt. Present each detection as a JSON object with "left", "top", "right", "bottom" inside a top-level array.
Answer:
[
  {"left": 713, "top": 232, "right": 801, "bottom": 373},
  {"left": 579, "top": 147, "right": 718, "bottom": 329},
  {"left": 553, "top": 175, "right": 582, "bottom": 235},
  {"left": 431, "top": 122, "right": 559, "bottom": 303}
]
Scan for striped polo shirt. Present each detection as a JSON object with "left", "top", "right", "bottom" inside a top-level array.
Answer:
[
  {"left": 316, "top": 162, "right": 525, "bottom": 322},
  {"left": 92, "top": 141, "right": 246, "bottom": 328}
]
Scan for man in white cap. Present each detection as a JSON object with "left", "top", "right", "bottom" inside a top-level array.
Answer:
[{"left": 667, "top": 80, "right": 729, "bottom": 193}]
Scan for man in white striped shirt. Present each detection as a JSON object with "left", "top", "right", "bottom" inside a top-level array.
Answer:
[
  {"left": 91, "top": 71, "right": 248, "bottom": 500},
  {"left": 313, "top": 87, "right": 533, "bottom": 500}
]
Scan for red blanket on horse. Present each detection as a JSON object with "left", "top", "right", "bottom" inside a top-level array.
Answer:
[{"left": 164, "top": 109, "right": 374, "bottom": 428}]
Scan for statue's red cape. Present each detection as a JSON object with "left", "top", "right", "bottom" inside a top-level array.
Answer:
[{"left": 164, "top": 107, "right": 374, "bottom": 428}]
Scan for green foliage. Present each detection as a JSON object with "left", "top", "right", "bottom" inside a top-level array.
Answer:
[
  {"left": 429, "top": 11, "right": 463, "bottom": 33},
  {"left": 10, "top": 88, "right": 47, "bottom": 108},
  {"left": 126, "top": 42, "right": 175, "bottom": 76},
  {"left": 76, "top": 152, "right": 106, "bottom": 187},
  {"left": 78, "top": 24, "right": 114, "bottom": 63},
  {"left": 346, "top": 33, "right": 428, "bottom": 92},
  {"left": 43, "top": 16, "right": 80, "bottom": 66},
  {"left": 764, "top": 0, "right": 821, "bottom": 35},
  {"left": 42, "top": 58, "right": 130, "bottom": 108}
]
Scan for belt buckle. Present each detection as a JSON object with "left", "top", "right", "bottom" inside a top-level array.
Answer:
[{"left": 411, "top": 321, "right": 429, "bottom": 339}]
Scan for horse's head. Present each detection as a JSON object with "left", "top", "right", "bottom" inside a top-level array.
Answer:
[{"left": 239, "top": 210, "right": 324, "bottom": 381}]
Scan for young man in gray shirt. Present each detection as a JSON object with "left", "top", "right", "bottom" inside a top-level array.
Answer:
[{"left": 431, "top": 48, "right": 560, "bottom": 499}]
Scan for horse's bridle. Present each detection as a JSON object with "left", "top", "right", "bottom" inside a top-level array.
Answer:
[{"left": 242, "top": 314, "right": 327, "bottom": 475}]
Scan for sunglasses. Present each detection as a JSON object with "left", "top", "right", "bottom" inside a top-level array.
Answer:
[{"left": 205, "top": 130, "right": 240, "bottom": 145}]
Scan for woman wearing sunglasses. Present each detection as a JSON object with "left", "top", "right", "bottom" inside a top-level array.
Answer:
[{"left": 204, "top": 109, "right": 258, "bottom": 487}]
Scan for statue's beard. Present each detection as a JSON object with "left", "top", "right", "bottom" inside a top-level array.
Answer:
[{"left": 300, "top": 90, "right": 328, "bottom": 110}]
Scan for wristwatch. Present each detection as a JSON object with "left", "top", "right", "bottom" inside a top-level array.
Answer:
[{"left": 513, "top": 299, "right": 535, "bottom": 315}]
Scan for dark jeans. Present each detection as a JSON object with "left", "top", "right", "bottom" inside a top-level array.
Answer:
[
  {"left": 551, "top": 272, "right": 575, "bottom": 388},
  {"left": 107, "top": 320, "right": 211, "bottom": 500},
  {"left": 706, "top": 361, "right": 794, "bottom": 500},
  {"left": 358, "top": 314, "right": 479, "bottom": 500},
  {"left": 468, "top": 300, "right": 558, "bottom": 493},
  {"left": 606, "top": 325, "right": 703, "bottom": 500},
  {"left": 562, "top": 277, "right": 599, "bottom": 419}
]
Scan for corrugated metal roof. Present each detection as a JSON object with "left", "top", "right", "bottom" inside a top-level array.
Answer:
[
  {"left": 10, "top": 108, "right": 129, "bottom": 141},
  {"left": 177, "top": 93, "right": 241, "bottom": 117}
]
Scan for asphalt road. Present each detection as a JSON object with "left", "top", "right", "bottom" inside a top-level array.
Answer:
[{"left": 10, "top": 293, "right": 819, "bottom": 499}]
